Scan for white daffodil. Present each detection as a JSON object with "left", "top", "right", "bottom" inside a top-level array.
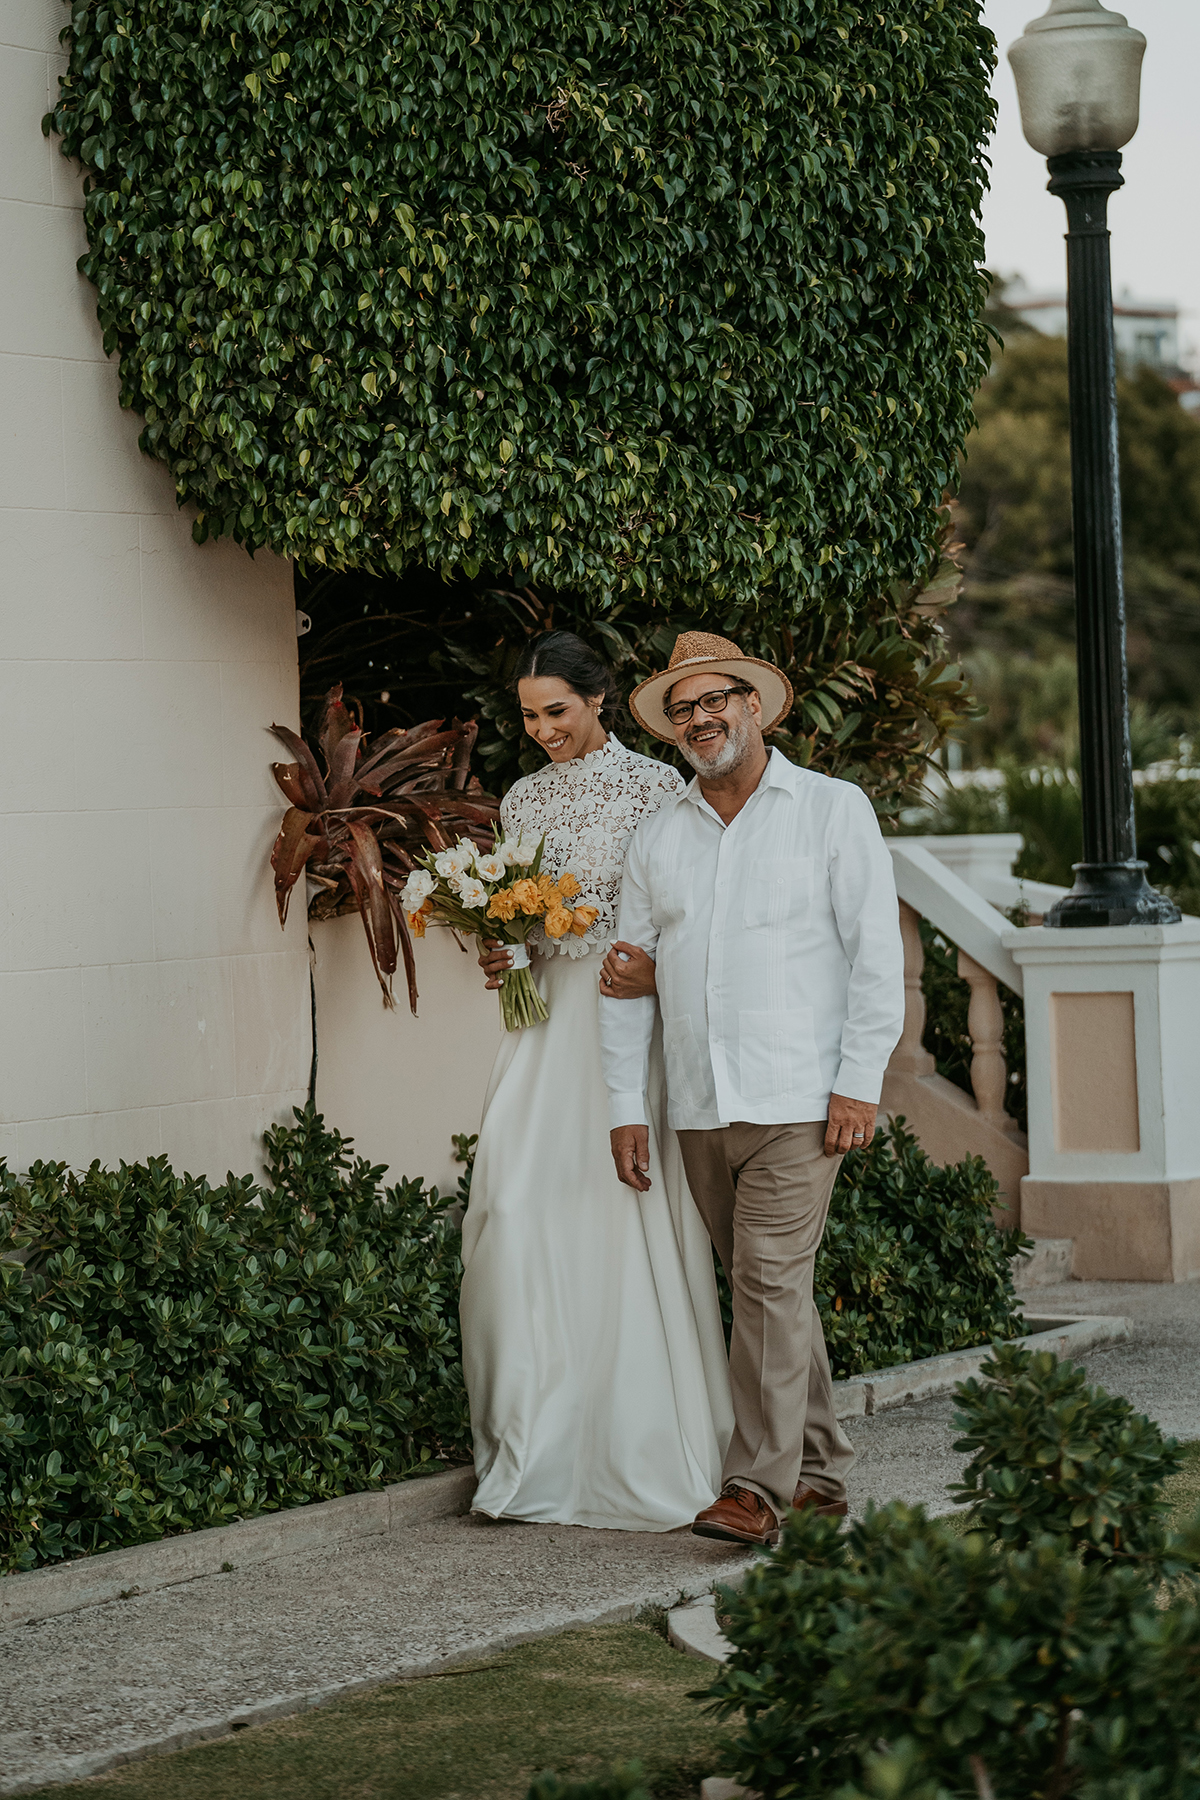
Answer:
[
  {"left": 474, "top": 852, "right": 507, "bottom": 883},
  {"left": 434, "top": 842, "right": 475, "bottom": 878},
  {"left": 401, "top": 869, "right": 436, "bottom": 910},
  {"left": 504, "top": 836, "right": 542, "bottom": 867},
  {"left": 456, "top": 876, "right": 489, "bottom": 910}
]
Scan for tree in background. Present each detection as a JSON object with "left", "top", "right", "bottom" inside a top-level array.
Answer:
[
  {"left": 950, "top": 331, "right": 1200, "bottom": 764},
  {"left": 51, "top": 0, "right": 996, "bottom": 814}
]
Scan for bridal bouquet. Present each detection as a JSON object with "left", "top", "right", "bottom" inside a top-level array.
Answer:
[{"left": 400, "top": 835, "right": 598, "bottom": 1030}]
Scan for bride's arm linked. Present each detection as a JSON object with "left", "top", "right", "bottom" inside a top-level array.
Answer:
[{"left": 598, "top": 830, "right": 659, "bottom": 1193}]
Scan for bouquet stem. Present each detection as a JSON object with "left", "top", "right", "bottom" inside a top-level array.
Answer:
[{"left": 499, "top": 964, "right": 549, "bottom": 1031}]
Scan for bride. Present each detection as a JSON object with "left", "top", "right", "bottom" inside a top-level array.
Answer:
[{"left": 459, "top": 630, "right": 733, "bottom": 1531}]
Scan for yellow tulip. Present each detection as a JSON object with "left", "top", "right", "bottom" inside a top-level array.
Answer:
[
  {"left": 557, "top": 871, "right": 581, "bottom": 900},
  {"left": 544, "top": 905, "right": 574, "bottom": 940},
  {"left": 487, "top": 886, "right": 518, "bottom": 922},
  {"left": 511, "top": 878, "right": 542, "bottom": 916},
  {"left": 570, "top": 905, "right": 599, "bottom": 937}
]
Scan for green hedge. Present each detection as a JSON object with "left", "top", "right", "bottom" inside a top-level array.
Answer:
[
  {"left": 3, "top": 1114, "right": 1021, "bottom": 1572},
  {"left": 47, "top": 0, "right": 993, "bottom": 610},
  {"left": 711, "top": 1118, "right": 1026, "bottom": 1379},
  {"left": 815, "top": 1119, "right": 1025, "bottom": 1375},
  {"left": 706, "top": 1347, "right": 1197, "bottom": 1800},
  {"left": 0, "top": 1108, "right": 468, "bottom": 1574}
]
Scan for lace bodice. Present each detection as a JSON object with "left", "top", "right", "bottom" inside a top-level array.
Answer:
[{"left": 500, "top": 735, "right": 685, "bottom": 957}]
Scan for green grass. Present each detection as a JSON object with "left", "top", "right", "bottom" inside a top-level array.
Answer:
[
  {"left": 1167, "top": 1440, "right": 1200, "bottom": 1522},
  {"left": 21, "top": 1622, "right": 731, "bottom": 1800}
]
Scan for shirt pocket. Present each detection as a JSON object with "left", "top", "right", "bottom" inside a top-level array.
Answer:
[
  {"left": 736, "top": 1007, "right": 820, "bottom": 1102},
  {"left": 662, "top": 1014, "right": 702, "bottom": 1113},
  {"left": 741, "top": 856, "right": 814, "bottom": 930}
]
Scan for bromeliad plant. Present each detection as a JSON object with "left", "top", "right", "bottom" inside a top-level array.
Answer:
[{"left": 269, "top": 684, "right": 498, "bottom": 1009}]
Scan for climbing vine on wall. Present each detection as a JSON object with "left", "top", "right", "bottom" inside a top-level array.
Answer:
[{"left": 48, "top": 0, "right": 994, "bottom": 619}]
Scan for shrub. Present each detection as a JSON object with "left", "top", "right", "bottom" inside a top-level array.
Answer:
[
  {"left": 950, "top": 1341, "right": 1184, "bottom": 1569},
  {"left": 0, "top": 1108, "right": 470, "bottom": 1573},
  {"left": 814, "top": 1118, "right": 1027, "bottom": 1378},
  {"left": 47, "top": 0, "right": 993, "bottom": 612},
  {"left": 707, "top": 1352, "right": 1200, "bottom": 1800}
]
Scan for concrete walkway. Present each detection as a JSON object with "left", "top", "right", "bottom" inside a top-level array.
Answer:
[{"left": 2, "top": 1278, "right": 1196, "bottom": 1794}]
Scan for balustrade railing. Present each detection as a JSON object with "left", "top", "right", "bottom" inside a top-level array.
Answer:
[{"left": 882, "top": 839, "right": 1068, "bottom": 1223}]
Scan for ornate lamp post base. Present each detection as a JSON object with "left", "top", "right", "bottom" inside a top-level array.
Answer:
[{"left": 1046, "top": 861, "right": 1180, "bottom": 928}]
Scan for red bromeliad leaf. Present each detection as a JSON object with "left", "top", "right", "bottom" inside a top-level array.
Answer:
[
  {"left": 343, "top": 818, "right": 398, "bottom": 1009},
  {"left": 355, "top": 730, "right": 463, "bottom": 791},
  {"left": 325, "top": 727, "right": 363, "bottom": 810},
  {"left": 269, "top": 725, "right": 327, "bottom": 808},
  {"left": 270, "top": 807, "right": 321, "bottom": 926},
  {"left": 271, "top": 762, "right": 314, "bottom": 809},
  {"left": 394, "top": 905, "right": 419, "bottom": 1016},
  {"left": 317, "top": 683, "right": 358, "bottom": 769}
]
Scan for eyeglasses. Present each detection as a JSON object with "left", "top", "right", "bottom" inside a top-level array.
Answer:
[{"left": 663, "top": 685, "right": 750, "bottom": 727}]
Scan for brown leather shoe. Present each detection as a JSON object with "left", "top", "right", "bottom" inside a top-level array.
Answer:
[
  {"left": 692, "top": 1482, "right": 780, "bottom": 1547},
  {"left": 792, "top": 1480, "right": 849, "bottom": 1518}
]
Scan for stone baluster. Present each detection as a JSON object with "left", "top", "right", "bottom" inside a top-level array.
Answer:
[
  {"left": 892, "top": 901, "right": 936, "bottom": 1076},
  {"left": 956, "top": 950, "right": 1016, "bottom": 1132}
]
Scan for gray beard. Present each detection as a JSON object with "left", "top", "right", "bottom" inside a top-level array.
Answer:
[{"left": 681, "top": 713, "right": 756, "bottom": 777}]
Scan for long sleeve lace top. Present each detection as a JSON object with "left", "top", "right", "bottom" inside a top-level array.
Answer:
[{"left": 499, "top": 735, "right": 685, "bottom": 958}]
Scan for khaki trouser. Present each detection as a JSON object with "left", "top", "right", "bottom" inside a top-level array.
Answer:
[{"left": 677, "top": 1120, "right": 855, "bottom": 1521}]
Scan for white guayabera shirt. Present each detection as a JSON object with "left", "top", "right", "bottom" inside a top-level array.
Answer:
[{"left": 599, "top": 749, "right": 906, "bottom": 1132}]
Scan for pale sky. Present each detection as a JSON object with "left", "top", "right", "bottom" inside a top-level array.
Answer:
[{"left": 980, "top": 0, "right": 1200, "bottom": 370}]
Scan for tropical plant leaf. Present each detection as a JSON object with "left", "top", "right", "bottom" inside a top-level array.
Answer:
[
  {"left": 270, "top": 807, "right": 321, "bottom": 926},
  {"left": 267, "top": 687, "right": 498, "bottom": 1010}
]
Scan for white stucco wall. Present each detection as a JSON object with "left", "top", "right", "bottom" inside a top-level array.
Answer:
[
  {"left": 1, "top": 0, "right": 311, "bottom": 1180},
  {"left": 311, "top": 918, "right": 502, "bottom": 1196}
]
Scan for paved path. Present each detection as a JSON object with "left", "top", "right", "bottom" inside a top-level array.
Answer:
[{"left": 3, "top": 1279, "right": 1196, "bottom": 1794}]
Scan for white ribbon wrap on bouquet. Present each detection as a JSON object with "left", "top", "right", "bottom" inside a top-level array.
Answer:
[{"left": 507, "top": 943, "right": 531, "bottom": 971}]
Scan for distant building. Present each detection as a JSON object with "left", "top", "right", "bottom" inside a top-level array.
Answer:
[{"left": 1000, "top": 278, "right": 1199, "bottom": 411}]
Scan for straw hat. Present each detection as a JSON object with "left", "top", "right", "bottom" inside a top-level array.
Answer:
[{"left": 628, "top": 631, "right": 794, "bottom": 744}]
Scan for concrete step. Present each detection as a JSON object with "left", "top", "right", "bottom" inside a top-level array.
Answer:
[{"left": 1011, "top": 1237, "right": 1074, "bottom": 1290}]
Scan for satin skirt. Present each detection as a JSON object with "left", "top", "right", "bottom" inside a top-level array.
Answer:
[{"left": 460, "top": 952, "right": 734, "bottom": 1531}]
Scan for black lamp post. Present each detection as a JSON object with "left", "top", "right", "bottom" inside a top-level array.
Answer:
[{"left": 1008, "top": 0, "right": 1180, "bottom": 926}]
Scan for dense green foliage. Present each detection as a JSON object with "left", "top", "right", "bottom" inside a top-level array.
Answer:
[
  {"left": 707, "top": 1350, "right": 1200, "bottom": 1800},
  {"left": 48, "top": 0, "right": 993, "bottom": 615},
  {"left": 950, "top": 1342, "right": 1184, "bottom": 1569},
  {"left": 710, "top": 1118, "right": 1026, "bottom": 1377},
  {"left": 296, "top": 528, "right": 979, "bottom": 826},
  {"left": 815, "top": 1119, "right": 1025, "bottom": 1375},
  {"left": 0, "top": 1108, "right": 468, "bottom": 1573},
  {"left": 904, "top": 762, "right": 1200, "bottom": 916},
  {"left": 951, "top": 331, "right": 1200, "bottom": 746}
]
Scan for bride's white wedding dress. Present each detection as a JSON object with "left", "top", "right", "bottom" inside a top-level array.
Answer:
[{"left": 459, "top": 735, "right": 733, "bottom": 1530}]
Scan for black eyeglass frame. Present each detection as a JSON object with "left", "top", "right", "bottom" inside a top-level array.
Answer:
[{"left": 662, "top": 683, "right": 753, "bottom": 727}]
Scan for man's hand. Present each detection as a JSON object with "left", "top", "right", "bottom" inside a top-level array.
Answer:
[
  {"left": 477, "top": 937, "right": 512, "bottom": 992},
  {"left": 825, "top": 1094, "right": 878, "bottom": 1158},
  {"left": 599, "top": 941, "right": 658, "bottom": 1000},
  {"left": 610, "top": 1124, "right": 652, "bottom": 1192}
]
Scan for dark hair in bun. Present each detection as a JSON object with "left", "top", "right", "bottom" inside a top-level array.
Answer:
[{"left": 513, "top": 630, "right": 621, "bottom": 726}]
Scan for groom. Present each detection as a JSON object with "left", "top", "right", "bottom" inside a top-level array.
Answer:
[{"left": 598, "top": 632, "right": 905, "bottom": 1546}]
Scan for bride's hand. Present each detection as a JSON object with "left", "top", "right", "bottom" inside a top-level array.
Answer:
[
  {"left": 599, "top": 942, "right": 657, "bottom": 1000},
  {"left": 478, "top": 937, "right": 513, "bottom": 991}
]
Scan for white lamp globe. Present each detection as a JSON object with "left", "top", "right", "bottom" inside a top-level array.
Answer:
[{"left": 1008, "top": 0, "right": 1146, "bottom": 157}]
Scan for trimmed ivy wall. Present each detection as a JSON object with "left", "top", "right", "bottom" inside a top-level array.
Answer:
[{"left": 48, "top": 0, "right": 994, "bottom": 615}]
